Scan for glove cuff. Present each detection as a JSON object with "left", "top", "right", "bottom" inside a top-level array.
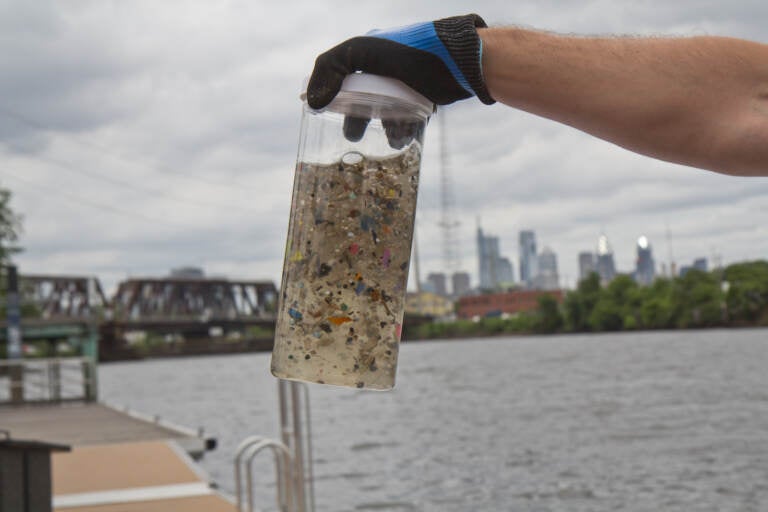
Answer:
[{"left": 434, "top": 14, "right": 495, "bottom": 105}]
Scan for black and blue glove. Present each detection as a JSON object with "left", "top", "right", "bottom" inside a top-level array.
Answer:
[{"left": 307, "top": 14, "right": 496, "bottom": 110}]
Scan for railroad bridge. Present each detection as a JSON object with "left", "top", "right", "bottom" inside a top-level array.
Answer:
[{"left": 2, "top": 272, "right": 278, "bottom": 360}]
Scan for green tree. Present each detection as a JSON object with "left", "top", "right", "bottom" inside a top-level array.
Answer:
[
  {"left": 0, "top": 184, "right": 23, "bottom": 265},
  {"left": 535, "top": 294, "right": 564, "bottom": 333},
  {"left": 564, "top": 272, "right": 601, "bottom": 331},
  {"left": 605, "top": 275, "right": 643, "bottom": 328},
  {"left": 639, "top": 278, "right": 676, "bottom": 329},
  {"left": 723, "top": 261, "right": 768, "bottom": 324},
  {"left": 589, "top": 298, "right": 624, "bottom": 331},
  {"left": 672, "top": 269, "right": 723, "bottom": 327}
]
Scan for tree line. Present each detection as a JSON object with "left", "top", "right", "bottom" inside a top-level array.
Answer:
[
  {"left": 551, "top": 261, "right": 768, "bottom": 333},
  {"left": 406, "top": 261, "right": 768, "bottom": 339}
]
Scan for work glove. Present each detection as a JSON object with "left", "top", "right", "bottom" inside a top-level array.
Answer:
[{"left": 307, "top": 14, "right": 496, "bottom": 110}]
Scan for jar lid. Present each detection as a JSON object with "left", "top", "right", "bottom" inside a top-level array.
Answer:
[{"left": 301, "top": 73, "right": 434, "bottom": 113}]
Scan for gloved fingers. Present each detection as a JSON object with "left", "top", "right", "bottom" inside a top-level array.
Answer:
[
  {"left": 307, "top": 47, "right": 348, "bottom": 109},
  {"left": 343, "top": 115, "right": 371, "bottom": 142},
  {"left": 342, "top": 116, "right": 423, "bottom": 149},
  {"left": 307, "top": 37, "right": 385, "bottom": 110},
  {"left": 382, "top": 118, "right": 424, "bottom": 150},
  {"left": 308, "top": 37, "right": 466, "bottom": 110}
]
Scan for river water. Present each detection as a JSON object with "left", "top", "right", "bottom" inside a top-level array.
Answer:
[{"left": 100, "top": 329, "right": 768, "bottom": 512}]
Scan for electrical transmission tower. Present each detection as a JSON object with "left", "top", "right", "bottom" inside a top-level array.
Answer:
[{"left": 437, "top": 107, "right": 461, "bottom": 278}]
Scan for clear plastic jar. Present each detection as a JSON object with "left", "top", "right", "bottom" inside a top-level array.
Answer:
[{"left": 271, "top": 74, "right": 433, "bottom": 390}]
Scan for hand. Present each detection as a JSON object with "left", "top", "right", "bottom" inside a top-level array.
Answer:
[{"left": 307, "top": 14, "right": 496, "bottom": 110}]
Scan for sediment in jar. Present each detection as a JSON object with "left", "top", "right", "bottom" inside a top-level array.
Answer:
[{"left": 271, "top": 144, "right": 421, "bottom": 390}]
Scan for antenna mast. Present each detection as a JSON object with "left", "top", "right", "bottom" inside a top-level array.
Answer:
[{"left": 438, "top": 107, "right": 461, "bottom": 281}]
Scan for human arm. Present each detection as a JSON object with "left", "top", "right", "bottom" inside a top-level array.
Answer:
[
  {"left": 307, "top": 16, "right": 768, "bottom": 176},
  {"left": 479, "top": 28, "right": 768, "bottom": 176}
]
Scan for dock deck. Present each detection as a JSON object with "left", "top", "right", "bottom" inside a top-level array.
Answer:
[
  {"left": 52, "top": 440, "right": 235, "bottom": 511},
  {"left": 1, "top": 402, "right": 234, "bottom": 511},
  {"left": 0, "top": 402, "right": 214, "bottom": 458}
]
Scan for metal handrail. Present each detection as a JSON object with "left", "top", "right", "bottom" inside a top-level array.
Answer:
[
  {"left": 234, "top": 436, "right": 266, "bottom": 512},
  {"left": 0, "top": 356, "right": 92, "bottom": 367},
  {"left": 234, "top": 380, "right": 315, "bottom": 512},
  {"left": 1, "top": 357, "right": 97, "bottom": 404},
  {"left": 244, "top": 440, "right": 292, "bottom": 512},
  {"left": 233, "top": 436, "right": 293, "bottom": 512}
]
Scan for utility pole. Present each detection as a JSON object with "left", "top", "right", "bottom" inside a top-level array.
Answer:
[
  {"left": 5, "top": 265, "right": 21, "bottom": 360},
  {"left": 5, "top": 265, "right": 23, "bottom": 404}
]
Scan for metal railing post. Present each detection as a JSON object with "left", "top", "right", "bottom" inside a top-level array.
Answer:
[
  {"left": 9, "top": 363, "right": 24, "bottom": 403},
  {"left": 49, "top": 359, "right": 61, "bottom": 402},
  {"left": 82, "top": 358, "right": 96, "bottom": 401},
  {"left": 277, "top": 380, "right": 314, "bottom": 512}
]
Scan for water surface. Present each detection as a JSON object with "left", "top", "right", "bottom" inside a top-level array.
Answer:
[{"left": 100, "top": 329, "right": 768, "bottom": 511}]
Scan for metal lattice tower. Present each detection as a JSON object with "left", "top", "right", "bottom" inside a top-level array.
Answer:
[{"left": 437, "top": 108, "right": 461, "bottom": 277}]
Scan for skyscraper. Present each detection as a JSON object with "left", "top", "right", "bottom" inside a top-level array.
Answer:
[
  {"left": 519, "top": 230, "right": 537, "bottom": 288},
  {"left": 477, "top": 226, "right": 514, "bottom": 290},
  {"left": 596, "top": 234, "right": 616, "bottom": 285},
  {"left": 477, "top": 227, "right": 496, "bottom": 290},
  {"left": 497, "top": 257, "right": 514, "bottom": 286},
  {"left": 578, "top": 252, "right": 597, "bottom": 282},
  {"left": 426, "top": 272, "right": 447, "bottom": 296},
  {"left": 451, "top": 271, "right": 471, "bottom": 297},
  {"left": 635, "top": 235, "right": 655, "bottom": 286},
  {"left": 535, "top": 247, "right": 560, "bottom": 290}
]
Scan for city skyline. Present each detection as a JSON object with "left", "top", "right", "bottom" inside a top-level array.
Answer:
[{"left": 425, "top": 226, "right": 717, "bottom": 292}]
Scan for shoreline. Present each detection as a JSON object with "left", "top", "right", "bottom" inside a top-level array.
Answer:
[{"left": 96, "top": 324, "right": 768, "bottom": 363}]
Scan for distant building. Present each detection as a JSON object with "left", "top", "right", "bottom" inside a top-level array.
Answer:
[
  {"left": 595, "top": 234, "right": 616, "bottom": 285},
  {"left": 680, "top": 258, "right": 708, "bottom": 277},
  {"left": 457, "top": 289, "right": 564, "bottom": 319},
  {"left": 406, "top": 291, "right": 454, "bottom": 317},
  {"left": 451, "top": 272, "right": 471, "bottom": 297},
  {"left": 634, "top": 235, "right": 655, "bottom": 286},
  {"left": 578, "top": 252, "right": 597, "bottom": 282},
  {"left": 534, "top": 247, "right": 559, "bottom": 290},
  {"left": 426, "top": 272, "right": 447, "bottom": 296},
  {"left": 478, "top": 226, "right": 514, "bottom": 290},
  {"left": 169, "top": 267, "right": 205, "bottom": 279},
  {"left": 496, "top": 257, "right": 514, "bottom": 286},
  {"left": 519, "top": 230, "right": 537, "bottom": 288}
]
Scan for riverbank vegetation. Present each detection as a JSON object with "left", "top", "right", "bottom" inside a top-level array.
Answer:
[{"left": 406, "top": 260, "right": 768, "bottom": 339}]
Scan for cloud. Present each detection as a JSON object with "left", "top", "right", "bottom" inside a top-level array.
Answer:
[{"left": 1, "top": 0, "right": 766, "bottom": 295}]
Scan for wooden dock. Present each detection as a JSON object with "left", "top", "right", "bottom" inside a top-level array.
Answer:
[
  {"left": 0, "top": 402, "right": 215, "bottom": 458},
  {"left": 52, "top": 440, "right": 235, "bottom": 511},
  {"left": 1, "top": 402, "right": 236, "bottom": 511}
]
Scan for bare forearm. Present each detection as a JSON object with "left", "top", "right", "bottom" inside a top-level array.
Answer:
[{"left": 479, "top": 28, "right": 768, "bottom": 176}]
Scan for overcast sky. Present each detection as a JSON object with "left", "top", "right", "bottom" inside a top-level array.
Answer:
[{"left": 2, "top": 0, "right": 767, "bottom": 293}]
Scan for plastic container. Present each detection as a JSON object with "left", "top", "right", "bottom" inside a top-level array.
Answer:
[{"left": 271, "top": 74, "right": 433, "bottom": 390}]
